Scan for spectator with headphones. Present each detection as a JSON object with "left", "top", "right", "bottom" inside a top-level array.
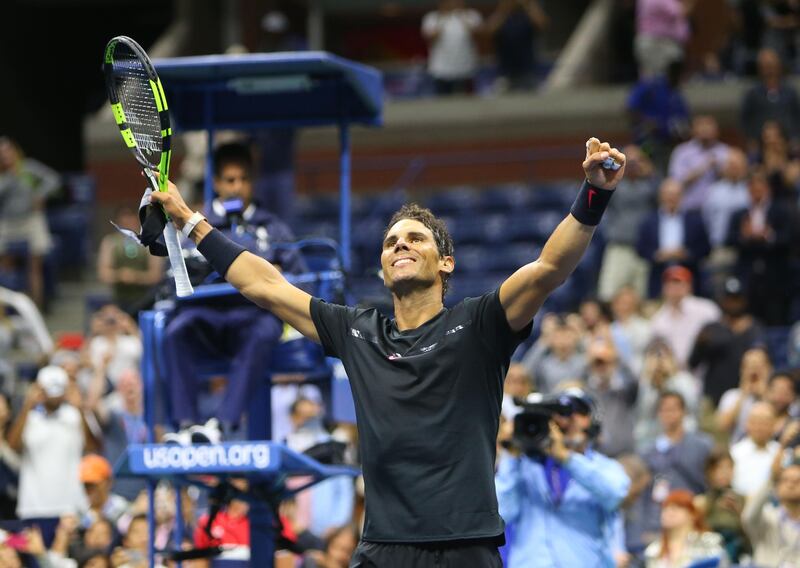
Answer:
[{"left": 495, "top": 386, "right": 630, "bottom": 568}]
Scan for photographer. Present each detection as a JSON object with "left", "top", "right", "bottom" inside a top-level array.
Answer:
[{"left": 495, "top": 388, "right": 630, "bottom": 568}]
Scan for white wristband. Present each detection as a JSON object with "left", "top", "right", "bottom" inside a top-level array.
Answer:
[{"left": 181, "top": 211, "right": 206, "bottom": 238}]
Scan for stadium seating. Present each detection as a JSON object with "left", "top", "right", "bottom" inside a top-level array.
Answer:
[{"left": 296, "top": 181, "right": 596, "bottom": 314}]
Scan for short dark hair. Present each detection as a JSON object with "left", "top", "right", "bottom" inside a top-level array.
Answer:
[
  {"left": 657, "top": 390, "right": 686, "bottom": 410},
  {"left": 213, "top": 142, "right": 253, "bottom": 177},
  {"left": 769, "top": 370, "right": 798, "bottom": 392},
  {"left": 383, "top": 203, "right": 455, "bottom": 299},
  {"left": 289, "top": 397, "right": 315, "bottom": 417},
  {"left": 704, "top": 446, "right": 733, "bottom": 475}
]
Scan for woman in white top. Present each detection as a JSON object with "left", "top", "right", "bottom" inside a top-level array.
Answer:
[{"left": 645, "top": 489, "right": 728, "bottom": 568}]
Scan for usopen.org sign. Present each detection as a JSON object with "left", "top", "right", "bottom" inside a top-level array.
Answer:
[{"left": 127, "top": 442, "right": 273, "bottom": 474}]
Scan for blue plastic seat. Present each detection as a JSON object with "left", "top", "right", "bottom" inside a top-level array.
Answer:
[
  {"left": 297, "top": 193, "right": 340, "bottom": 221},
  {"left": 506, "top": 211, "right": 563, "bottom": 243},
  {"left": 528, "top": 183, "right": 574, "bottom": 211},
  {"left": 47, "top": 205, "right": 91, "bottom": 269},
  {"left": 480, "top": 184, "right": 531, "bottom": 213},
  {"left": 425, "top": 186, "right": 481, "bottom": 216},
  {"left": 449, "top": 213, "right": 508, "bottom": 245}
]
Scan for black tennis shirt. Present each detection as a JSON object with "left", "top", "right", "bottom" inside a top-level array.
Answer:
[{"left": 310, "top": 289, "right": 531, "bottom": 542}]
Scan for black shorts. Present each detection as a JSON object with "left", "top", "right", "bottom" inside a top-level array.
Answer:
[{"left": 349, "top": 538, "right": 503, "bottom": 568}]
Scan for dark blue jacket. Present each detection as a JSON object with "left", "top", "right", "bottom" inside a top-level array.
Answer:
[{"left": 636, "top": 209, "right": 711, "bottom": 297}]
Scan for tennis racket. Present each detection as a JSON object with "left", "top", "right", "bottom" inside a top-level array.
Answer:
[{"left": 103, "top": 35, "right": 193, "bottom": 297}]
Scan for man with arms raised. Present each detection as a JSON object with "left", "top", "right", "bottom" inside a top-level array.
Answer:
[{"left": 151, "top": 138, "right": 626, "bottom": 566}]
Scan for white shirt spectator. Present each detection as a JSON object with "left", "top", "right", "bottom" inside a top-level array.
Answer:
[
  {"left": 650, "top": 296, "right": 721, "bottom": 368},
  {"left": 422, "top": 8, "right": 482, "bottom": 80},
  {"left": 89, "top": 335, "right": 142, "bottom": 386},
  {"left": 731, "top": 437, "right": 780, "bottom": 497},
  {"left": 702, "top": 179, "right": 750, "bottom": 247},
  {"left": 717, "top": 388, "right": 756, "bottom": 442},
  {"left": 17, "top": 405, "right": 87, "bottom": 518},
  {"left": 658, "top": 211, "right": 684, "bottom": 251}
]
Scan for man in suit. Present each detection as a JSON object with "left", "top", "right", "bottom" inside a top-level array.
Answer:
[
  {"left": 727, "top": 170, "right": 793, "bottom": 325},
  {"left": 636, "top": 178, "right": 711, "bottom": 298}
]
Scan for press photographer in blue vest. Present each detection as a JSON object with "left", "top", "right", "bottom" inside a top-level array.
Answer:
[{"left": 496, "top": 386, "right": 630, "bottom": 568}]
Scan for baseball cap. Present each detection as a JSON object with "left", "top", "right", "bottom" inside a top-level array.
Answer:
[
  {"left": 722, "top": 276, "right": 745, "bottom": 296},
  {"left": 662, "top": 265, "right": 693, "bottom": 283},
  {"left": 55, "top": 332, "right": 84, "bottom": 351},
  {"left": 36, "top": 365, "right": 68, "bottom": 398},
  {"left": 80, "top": 454, "right": 113, "bottom": 484}
]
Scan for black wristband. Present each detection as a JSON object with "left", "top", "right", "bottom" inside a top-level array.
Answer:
[
  {"left": 196, "top": 229, "right": 247, "bottom": 278},
  {"left": 570, "top": 180, "right": 614, "bottom": 226}
]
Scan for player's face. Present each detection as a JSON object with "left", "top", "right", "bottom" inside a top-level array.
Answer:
[
  {"left": 215, "top": 162, "right": 252, "bottom": 205},
  {"left": 381, "top": 218, "right": 453, "bottom": 295}
]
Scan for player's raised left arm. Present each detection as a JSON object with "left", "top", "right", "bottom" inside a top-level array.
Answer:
[{"left": 499, "top": 138, "right": 626, "bottom": 331}]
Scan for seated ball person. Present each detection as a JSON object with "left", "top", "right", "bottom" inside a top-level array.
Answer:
[
  {"left": 163, "top": 142, "right": 306, "bottom": 442},
  {"left": 496, "top": 387, "right": 630, "bottom": 568}
]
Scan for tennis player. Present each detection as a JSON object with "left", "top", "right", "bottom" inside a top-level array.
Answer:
[{"left": 151, "top": 138, "right": 626, "bottom": 566}]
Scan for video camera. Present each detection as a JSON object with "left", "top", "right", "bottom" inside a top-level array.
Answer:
[{"left": 508, "top": 388, "right": 600, "bottom": 457}]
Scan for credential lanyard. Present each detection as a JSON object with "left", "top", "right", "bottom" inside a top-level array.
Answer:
[{"left": 544, "top": 457, "right": 571, "bottom": 505}]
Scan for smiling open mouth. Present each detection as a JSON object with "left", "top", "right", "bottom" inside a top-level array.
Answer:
[{"left": 392, "top": 258, "right": 416, "bottom": 267}]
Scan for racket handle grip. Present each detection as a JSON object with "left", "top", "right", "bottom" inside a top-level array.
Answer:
[{"left": 163, "top": 223, "right": 194, "bottom": 297}]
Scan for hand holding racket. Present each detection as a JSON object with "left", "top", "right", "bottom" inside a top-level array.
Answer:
[{"left": 103, "top": 35, "right": 193, "bottom": 297}]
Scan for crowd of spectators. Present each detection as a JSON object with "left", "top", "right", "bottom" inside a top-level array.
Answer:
[
  {"left": 500, "top": 288, "right": 800, "bottom": 566},
  {"left": 2, "top": 3, "right": 800, "bottom": 567},
  {"left": 414, "top": 0, "right": 800, "bottom": 95},
  {"left": 0, "top": 296, "right": 362, "bottom": 567}
]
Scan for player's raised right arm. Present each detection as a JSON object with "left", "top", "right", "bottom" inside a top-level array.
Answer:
[{"left": 150, "top": 180, "right": 319, "bottom": 342}]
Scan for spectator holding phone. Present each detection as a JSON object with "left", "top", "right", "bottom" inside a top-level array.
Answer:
[
  {"left": 422, "top": 0, "right": 483, "bottom": 95},
  {"left": 695, "top": 448, "right": 750, "bottom": 563},
  {"left": 7, "top": 366, "right": 89, "bottom": 547},
  {"left": 87, "top": 305, "right": 142, "bottom": 388},
  {"left": 716, "top": 347, "right": 772, "bottom": 442}
]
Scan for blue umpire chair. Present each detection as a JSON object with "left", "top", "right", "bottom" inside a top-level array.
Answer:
[{"left": 114, "top": 52, "right": 383, "bottom": 568}]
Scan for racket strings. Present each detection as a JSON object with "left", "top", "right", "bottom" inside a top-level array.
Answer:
[{"left": 111, "top": 53, "right": 162, "bottom": 165}]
